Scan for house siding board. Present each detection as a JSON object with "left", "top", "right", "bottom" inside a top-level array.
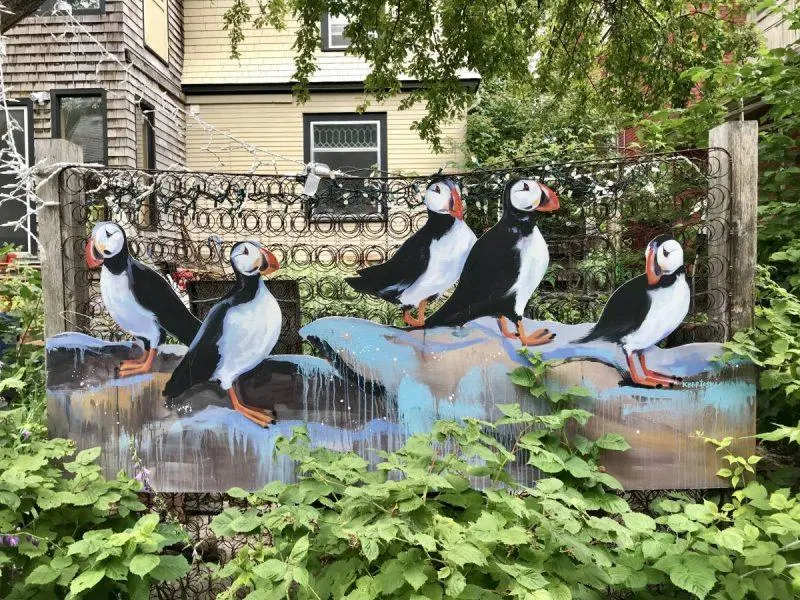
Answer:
[
  {"left": 753, "top": 1, "right": 799, "bottom": 49},
  {"left": 185, "top": 93, "right": 466, "bottom": 174},
  {"left": 182, "top": 0, "right": 477, "bottom": 85},
  {"left": 4, "top": 0, "right": 185, "bottom": 168}
]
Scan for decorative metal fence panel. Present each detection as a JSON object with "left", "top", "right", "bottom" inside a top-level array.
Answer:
[
  {"left": 58, "top": 151, "right": 729, "bottom": 344},
  {"left": 44, "top": 148, "right": 755, "bottom": 499}
]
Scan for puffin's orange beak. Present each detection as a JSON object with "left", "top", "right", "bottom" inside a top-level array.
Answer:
[
  {"left": 535, "top": 184, "right": 560, "bottom": 212},
  {"left": 645, "top": 243, "right": 661, "bottom": 285},
  {"left": 85, "top": 238, "right": 104, "bottom": 269},
  {"left": 258, "top": 248, "right": 280, "bottom": 275},
  {"left": 448, "top": 187, "right": 464, "bottom": 220}
]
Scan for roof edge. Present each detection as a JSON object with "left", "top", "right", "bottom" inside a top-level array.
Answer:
[{"left": 182, "top": 79, "right": 482, "bottom": 96}]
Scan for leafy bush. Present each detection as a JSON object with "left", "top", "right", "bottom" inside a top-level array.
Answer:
[
  {"left": 723, "top": 267, "right": 800, "bottom": 429},
  {"left": 0, "top": 407, "right": 191, "bottom": 599},
  {"left": 210, "top": 354, "right": 800, "bottom": 600}
]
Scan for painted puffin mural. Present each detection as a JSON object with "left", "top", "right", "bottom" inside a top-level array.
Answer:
[
  {"left": 578, "top": 234, "right": 690, "bottom": 387},
  {"left": 162, "top": 241, "right": 281, "bottom": 426},
  {"left": 345, "top": 176, "right": 477, "bottom": 326},
  {"left": 85, "top": 222, "right": 202, "bottom": 376},
  {"left": 426, "top": 178, "right": 560, "bottom": 345}
]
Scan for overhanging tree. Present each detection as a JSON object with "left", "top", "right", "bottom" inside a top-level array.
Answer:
[{"left": 222, "top": 0, "right": 759, "bottom": 148}]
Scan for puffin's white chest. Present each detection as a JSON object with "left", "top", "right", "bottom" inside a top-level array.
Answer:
[
  {"left": 509, "top": 226, "right": 549, "bottom": 316},
  {"left": 100, "top": 268, "right": 160, "bottom": 345},
  {"left": 623, "top": 273, "right": 690, "bottom": 352},
  {"left": 214, "top": 282, "right": 282, "bottom": 389},
  {"left": 399, "top": 219, "right": 477, "bottom": 306}
]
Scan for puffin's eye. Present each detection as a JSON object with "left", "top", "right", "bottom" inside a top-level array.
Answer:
[
  {"left": 522, "top": 182, "right": 530, "bottom": 192},
  {"left": 105, "top": 228, "right": 115, "bottom": 237},
  {"left": 243, "top": 247, "right": 249, "bottom": 255},
  {"left": 434, "top": 185, "right": 441, "bottom": 194},
  {"left": 663, "top": 248, "right": 670, "bottom": 257}
]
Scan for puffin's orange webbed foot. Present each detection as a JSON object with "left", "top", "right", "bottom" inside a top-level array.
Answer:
[
  {"left": 639, "top": 353, "right": 683, "bottom": 385},
  {"left": 228, "top": 387, "right": 273, "bottom": 427},
  {"left": 625, "top": 354, "right": 673, "bottom": 388},
  {"left": 118, "top": 348, "right": 156, "bottom": 377},
  {"left": 516, "top": 320, "right": 557, "bottom": 347},
  {"left": 498, "top": 316, "right": 518, "bottom": 339},
  {"left": 402, "top": 308, "right": 423, "bottom": 328}
]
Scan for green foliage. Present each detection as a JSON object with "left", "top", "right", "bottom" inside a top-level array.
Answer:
[
  {"left": 0, "top": 251, "right": 45, "bottom": 413},
  {"left": 0, "top": 255, "right": 191, "bottom": 598},
  {"left": 211, "top": 354, "right": 800, "bottom": 599},
  {"left": 0, "top": 408, "right": 191, "bottom": 598},
  {"left": 221, "top": 0, "right": 758, "bottom": 148},
  {"left": 636, "top": 5, "right": 800, "bottom": 291},
  {"left": 722, "top": 268, "right": 800, "bottom": 429}
]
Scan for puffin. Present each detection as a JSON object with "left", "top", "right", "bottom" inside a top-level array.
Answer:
[
  {"left": 85, "top": 222, "right": 201, "bottom": 376},
  {"left": 345, "top": 176, "right": 476, "bottom": 326},
  {"left": 162, "top": 241, "right": 281, "bottom": 427},
  {"left": 578, "top": 234, "right": 690, "bottom": 388},
  {"left": 425, "top": 178, "right": 560, "bottom": 345}
]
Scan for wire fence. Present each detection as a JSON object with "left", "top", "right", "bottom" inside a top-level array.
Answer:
[{"left": 58, "top": 148, "right": 731, "bottom": 350}]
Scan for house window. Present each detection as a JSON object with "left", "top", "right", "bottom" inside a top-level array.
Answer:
[
  {"left": 52, "top": 90, "right": 107, "bottom": 165},
  {"left": 136, "top": 102, "right": 156, "bottom": 169},
  {"left": 37, "top": 0, "right": 104, "bottom": 15},
  {"left": 321, "top": 13, "right": 351, "bottom": 50},
  {"left": 143, "top": 0, "right": 169, "bottom": 63},
  {"left": 0, "top": 100, "right": 35, "bottom": 254},
  {"left": 303, "top": 113, "right": 387, "bottom": 219},
  {"left": 136, "top": 103, "right": 158, "bottom": 228}
]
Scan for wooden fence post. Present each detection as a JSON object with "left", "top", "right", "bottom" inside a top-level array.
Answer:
[
  {"left": 36, "top": 139, "right": 83, "bottom": 339},
  {"left": 707, "top": 121, "right": 759, "bottom": 338}
]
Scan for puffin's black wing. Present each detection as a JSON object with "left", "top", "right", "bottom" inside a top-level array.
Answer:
[
  {"left": 129, "top": 260, "right": 201, "bottom": 346},
  {"left": 162, "top": 300, "right": 228, "bottom": 399},
  {"left": 426, "top": 226, "right": 521, "bottom": 327},
  {"left": 345, "top": 224, "right": 439, "bottom": 304},
  {"left": 579, "top": 274, "right": 651, "bottom": 343}
]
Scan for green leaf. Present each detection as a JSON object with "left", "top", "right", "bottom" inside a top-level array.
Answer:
[
  {"left": 404, "top": 561, "right": 428, "bottom": 590},
  {"left": 149, "top": 554, "right": 190, "bottom": 581},
  {"left": 129, "top": 554, "right": 160, "bottom": 577},
  {"left": 26, "top": 564, "right": 59, "bottom": 585},
  {"left": 669, "top": 562, "right": 715, "bottom": 599},
  {"left": 622, "top": 512, "right": 656, "bottom": 533},
  {"left": 289, "top": 535, "right": 309, "bottom": 563},
  {"left": 69, "top": 568, "right": 105, "bottom": 595},
  {"left": 442, "top": 542, "right": 487, "bottom": 567},
  {"left": 253, "top": 559, "right": 286, "bottom": 582},
  {"left": 594, "top": 433, "right": 631, "bottom": 452},
  {"left": 716, "top": 529, "right": 744, "bottom": 553},
  {"left": 74, "top": 447, "right": 102, "bottom": 465}
]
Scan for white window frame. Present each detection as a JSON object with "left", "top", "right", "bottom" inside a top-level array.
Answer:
[
  {"left": 322, "top": 13, "right": 351, "bottom": 50},
  {"left": 309, "top": 119, "right": 382, "bottom": 173},
  {"left": 0, "top": 102, "right": 35, "bottom": 255}
]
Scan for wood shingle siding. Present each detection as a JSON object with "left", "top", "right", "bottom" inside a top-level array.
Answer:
[
  {"left": 4, "top": 0, "right": 186, "bottom": 169},
  {"left": 185, "top": 93, "right": 466, "bottom": 174}
]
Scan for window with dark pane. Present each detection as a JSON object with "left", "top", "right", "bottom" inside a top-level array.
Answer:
[
  {"left": 136, "top": 103, "right": 158, "bottom": 229},
  {"left": 0, "top": 102, "right": 35, "bottom": 253},
  {"left": 321, "top": 13, "right": 351, "bottom": 50},
  {"left": 53, "top": 92, "right": 106, "bottom": 165},
  {"left": 305, "top": 115, "right": 387, "bottom": 219}
]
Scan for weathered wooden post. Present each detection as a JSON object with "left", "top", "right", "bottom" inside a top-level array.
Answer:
[
  {"left": 35, "top": 139, "right": 84, "bottom": 338},
  {"left": 707, "top": 121, "right": 759, "bottom": 339}
]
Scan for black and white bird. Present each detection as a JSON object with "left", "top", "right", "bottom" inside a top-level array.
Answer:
[
  {"left": 578, "top": 234, "right": 690, "bottom": 388},
  {"left": 162, "top": 241, "right": 281, "bottom": 427},
  {"left": 345, "top": 176, "right": 477, "bottom": 326},
  {"left": 86, "top": 222, "right": 201, "bottom": 377},
  {"left": 425, "top": 178, "right": 560, "bottom": 345}
]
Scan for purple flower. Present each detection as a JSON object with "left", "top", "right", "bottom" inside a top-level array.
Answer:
[
  {"left": 20, "top": 430, "right": 30, "bottom": 441},
  {"left": 4, "top": 535, "right": 19, "bottom": 547},
  {"left": 134, "top": 465, "right": 153, "bottom": 492}
]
